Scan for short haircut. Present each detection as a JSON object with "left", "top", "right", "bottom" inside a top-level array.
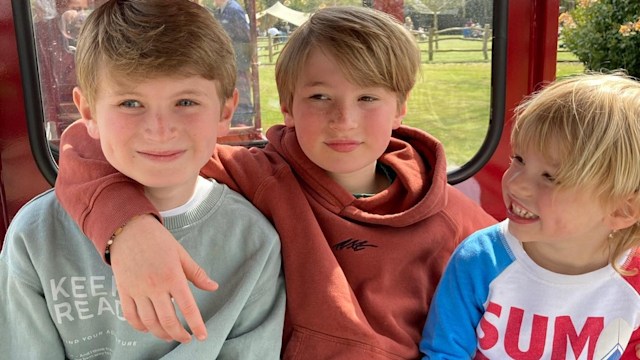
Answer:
[
  {"left": 75, "top": 0, "right": 236, "bottom": 106},
  {"left": 512, "top": 72, "right": 640, "bottom": 269},
  {"left": 275, "top": 6, "right": 420, "bottom": 110}
]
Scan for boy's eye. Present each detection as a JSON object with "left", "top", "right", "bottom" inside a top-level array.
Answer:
[
  {"left": 120, "top": 100, "right": 141, "bottom": 108},
  {"left": 359, "top": 95, "right": 378, "bottom": 102},
  {"left": 309, "top": 94, "right": 329, "bottom": 101},
  {"left": 509, "top": 154, "right": 524, "bottom": 165},
  {"left": 542, "top": 172, "right": 557, "bottom": 183},
  {"left": 177, "top": 99, "right": 196, "bottom": 107}
]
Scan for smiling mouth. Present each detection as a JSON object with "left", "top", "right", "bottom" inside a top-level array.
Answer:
[
  {"left": 510, "top": 203, "right": 538, "bottom": 219},
  {"left": 325, "top": 140, "right": 361, "bottom": 153},
  {"left": 138, "top": 150, "right": 185, "bottom": 161}
]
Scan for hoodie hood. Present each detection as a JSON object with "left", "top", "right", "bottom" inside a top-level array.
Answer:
[{"left": 265, "top": 125, "right": 448, "bottom": 227}]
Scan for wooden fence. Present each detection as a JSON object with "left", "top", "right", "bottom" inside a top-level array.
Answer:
[
  {"left": 255, "top": 25, "right": 492, "bottom": 64},
  {"left": 416, "top": 24, "right": 492, "bottom": 61},
  {"left": 257, "top": 35, "right": 286, "bottom": 64}
]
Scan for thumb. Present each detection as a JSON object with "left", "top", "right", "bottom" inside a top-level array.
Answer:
[{"left": 179, "top": 247, "right": 219, "bottom": 291}]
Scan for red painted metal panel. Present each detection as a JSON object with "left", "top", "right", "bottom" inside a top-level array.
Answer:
[
  {"left": 470, "top": 0, "right": 559, "bottom": 220},
  {"left": 0, "top": 2, "right": 51, "bottom": 247}
]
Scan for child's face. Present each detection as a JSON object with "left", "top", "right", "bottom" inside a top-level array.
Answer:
[
  {"left": 73, "top": 73, "right": 236, "bottom": 210},
  {"left": 502, "top": 146, "right": 613, "bottom": 261},
  {"left": 281, "top": 48, "right": 406, "bottom": 184}
]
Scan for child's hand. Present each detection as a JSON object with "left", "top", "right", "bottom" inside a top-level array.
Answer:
[{"left": 109, "top": 215, "right": 218, "bottom": 343}]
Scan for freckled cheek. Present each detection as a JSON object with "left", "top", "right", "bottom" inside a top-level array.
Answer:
[
  {"left": 293, "top": 117, "right": 318, "bottom": 138},
  {"left": 308, "top": 110, "right": 335, "bottom": 128},
  {"left": 103, "top": 130, "right": 137, "bottom": 158},
  {"left": 302, "top": 105, "right": 329, "bottom": 121}
]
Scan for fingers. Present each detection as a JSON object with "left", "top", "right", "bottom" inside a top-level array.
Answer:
[
  {"left": 153, "top": 295, "right": 192, "bottom": 343},
  {"left": 178, "top": 248, "right": 215, "bottom": 340},
  {"left": 189, "top": 265, "right": 218, "bottom": 292},
  {"left": 136, "top": 296, "right": 172, "bottom": 342},
  {"left": 137, "top": 295, "right": 191, "bottom": 343},
  {"left": 108, "top": 218, "right": 209, "bottom": 343},
  {"left": 182, "top": 246, "right": 218, "bottom": 292},
  {"left": 171, "top": 278, "right": 208, "bottom": 341},
  {"left": 120, "top": 294, "right": 147, "bottom": 333},
  {"left": 120, "top": 284, "right": 194, "bottom": 343}
]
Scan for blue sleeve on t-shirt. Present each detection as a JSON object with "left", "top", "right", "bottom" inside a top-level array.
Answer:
[{"left": 420, "top": 223, "right": 515, "bottom": 359}]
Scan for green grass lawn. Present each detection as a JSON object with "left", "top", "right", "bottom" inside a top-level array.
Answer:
[{"left": 253, "top": 50, "right": 586, "bottom": 167}]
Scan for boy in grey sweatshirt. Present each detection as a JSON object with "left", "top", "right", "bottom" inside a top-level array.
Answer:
[{"left": 0, "top": 0, "right": 284, "bottom": 358}]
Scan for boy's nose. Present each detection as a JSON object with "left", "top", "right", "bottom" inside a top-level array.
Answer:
[
  {"left": 144, "top": 113, "right": 177, "bottom": 141},
  {"left": 504, "top": 169, "right": 534, "bottom": 198},
  {"left": 329, "top": 104, "right": 357, "bottom": 130}
]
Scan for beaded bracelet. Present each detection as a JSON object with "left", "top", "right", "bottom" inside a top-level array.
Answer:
[{"left": 105, "top": 222, "right": 127, "bottom": 264}]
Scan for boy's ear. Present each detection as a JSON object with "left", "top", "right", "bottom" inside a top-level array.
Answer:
[
  {"left": 392, "top": 99, "right": 408, "bottom": 129},
  {"left": 73, "top": 87, "right": 100, "bottom": 140},
  {"left": 218, "top": 89, "right": 238, "bottom": 137},
  {"left": 281, "top": 103, "right": 294, "bottom": 127},
  {"left": 607, "top": 198, "right": 640, "bottom": 232}
]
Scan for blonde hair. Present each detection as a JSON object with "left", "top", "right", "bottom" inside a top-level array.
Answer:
[
  {"left": 75, "top": 0, "right": 236, "bottom": 107},
  {"left": 512, "top": 73, "right": 640, "bottom": 270},
  {"left": 275, "top": 6, "right": 420, "bottom": 111}
]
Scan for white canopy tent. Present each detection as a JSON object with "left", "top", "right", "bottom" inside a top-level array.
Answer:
[{"left": 256, "top": 2, "right": 310, "bottom": 27}]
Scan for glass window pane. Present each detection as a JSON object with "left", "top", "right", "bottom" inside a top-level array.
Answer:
[
  {"left": 223, "top": 0, "right": 496, "bottom": 169},
  {"left": 32, "top": 0, "right": 95, "bottom": 142},
  {"left": 557, "top": 2, "right": 585, "bottom": 80},
  {"left": 32, "top": 0, "right": 496, "bottom": 172}
]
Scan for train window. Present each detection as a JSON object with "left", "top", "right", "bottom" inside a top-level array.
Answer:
[
  {"left": 13, "top": 0, "right": 505, "bottom": 186},
  {"left": 32, "top": 0, "right": 90, "bottom": 143},
  {"left": 556, "top": 4, "right": 585, "bottom": 79}
]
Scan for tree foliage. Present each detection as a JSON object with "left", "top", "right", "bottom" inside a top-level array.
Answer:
[{"left": 561, "top": 0, "right": 640, "bottom": 77}]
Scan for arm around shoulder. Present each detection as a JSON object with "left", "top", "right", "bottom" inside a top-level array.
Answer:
[{"left": 55, "top": 120, "right": 160, "bottom": 258}]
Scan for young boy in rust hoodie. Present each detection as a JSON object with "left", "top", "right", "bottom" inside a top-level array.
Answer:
[{"left": 55, "top": 6, "right": 496, "bottom": 359}]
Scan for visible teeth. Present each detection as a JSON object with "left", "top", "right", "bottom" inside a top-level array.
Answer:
[{"left": 512, "top": 204, "right": 537, "bottom": 219}]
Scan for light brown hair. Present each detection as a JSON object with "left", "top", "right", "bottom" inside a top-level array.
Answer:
[
  {"left": 75, "top": 0, "right": 236, "bottom": 106},
  {"left": 275, "top": 6, "right": 420, "bottom": 111}
]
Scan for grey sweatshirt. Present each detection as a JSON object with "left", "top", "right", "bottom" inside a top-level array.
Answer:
[{"left": 0, "top": 178, "right": 285, "bottom": 359}]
